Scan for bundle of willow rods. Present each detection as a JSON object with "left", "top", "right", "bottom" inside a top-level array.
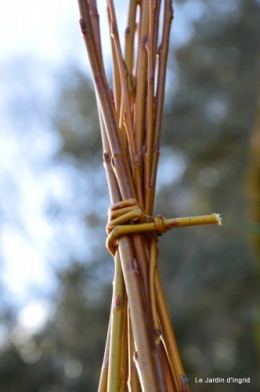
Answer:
[{"left": 77, "top": 1, "right": 221, "bottom": 391}]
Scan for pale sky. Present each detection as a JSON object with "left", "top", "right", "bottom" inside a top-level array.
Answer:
[
  {"left": 1, "top": 0, "right": 81, "bottom": 64},
  {"left": 0, "top": 0, "right": 88, "bottom": 330}
]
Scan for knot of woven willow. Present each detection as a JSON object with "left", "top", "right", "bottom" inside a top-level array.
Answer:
[
  {"left": 106, "top": 199, "right": 222, "bottom": 256},
  {"left": 153, "top": 214, "right": 172, "bottom": 234},
  {"left": 106, "top": 199, "right": 168, "bottom": 256}
]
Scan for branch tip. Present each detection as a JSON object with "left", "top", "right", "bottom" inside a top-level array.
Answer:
[{"left": 214, "top": 213, "right": 222, "bottom": 225}]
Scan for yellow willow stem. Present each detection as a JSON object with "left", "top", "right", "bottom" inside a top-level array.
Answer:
[
  {"left": 106, "top": 5, "right": 127, "bottom": 155},
  {"left": 108, "top": 252, "right": 125, "bottom": 392},
  {"left": 155, "top": 271, "right": 189, "bottom": 392},
  {"left": 124, "top": 0, "right": 137, "bottom": 112},
  {"left": 128, "top": 307, "right": 142, "bottom": 391},
  {"left": 121, "top": 298, "right": 128, "bottom": 392},
  {"left": 107, "top": 213, "right": 222, "bottom": 256},
  {"left": 98, "top": 318, "right": 110, "bottom": 392},
  {"left": 168, "top": 213, "right": 222, "bottom": 227},
  {"left": 124, "top": 0, "right": 137, "bottom": 75},
  {"left": 108, "top": 8, "right": 128, "bottom": 154},
  {"left": 149, "top": 233, "right": 160, "bottom": 340},
  {"left": 111, "top": 40, "right": 121, "bottom": 122},
  {"left": 118, "top": 238, "right": 159, "bottom": 391},
  {"left": 131, "top": 236, "right": 169, "bottom": 391},
  {"left": 160, "top": 341, "right": 177, "bottom": 392},
  {"left": 98, "top": 359, "right": 108, "bottom": 392}
]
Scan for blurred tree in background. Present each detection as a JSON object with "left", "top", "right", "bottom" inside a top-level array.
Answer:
[
  {"left": 247, "top": 64, "right": 260, "bottom": 267},
  {"left": 0, "top": 0, "right": 260, "bottom": 391}
]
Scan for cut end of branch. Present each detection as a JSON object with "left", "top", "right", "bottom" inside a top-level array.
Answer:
[{"left": 213, "top": 213, "right": 222, "bottom": 225}]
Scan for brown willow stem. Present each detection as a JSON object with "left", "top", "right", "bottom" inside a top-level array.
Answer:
[
  {"left": 78, "top": 0, "right": 135, "bottom": 199},
  {"left": 107, "top": 0, "right": 143, "bottom": 206},
  {"left": 88, "top": 0, "right": 102, "bottom": 58},
  {"left": 97, "top": 67, "right": 120, "bottom": 392},
  {"left": 153, "top": 0, "right": 162, "bottom": 62},
  {"left": 99, "top": 115, "right": 121, "bottom": 392},
  {"left": 155, "top": 271, "right": 189, "bottom": 392},
  {"left": 135, "top": 0, "right": 149, "bottom": 155},
  {"left": 146, "top": 0, "right": 173, "bottom": 214},
  {"left": 160, "top": 341, "right": 177, "bottom": 392},
  {"left": 97, "top": 54, "right": 123, "bottom": 392},
  {"left": 124, "top": 0, "right": 137, "bottom": 76},
  {"left": 144, "top": 0, "right": 157, "bottom": 214},
  {"left": 132, "top": 232, "right": 169, "bottom": 392},
  {"left": 118, "top": 240, "right": 159, "bottom": 391}
]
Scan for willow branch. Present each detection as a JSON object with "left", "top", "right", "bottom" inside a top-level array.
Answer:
[
  {"left": 144, "top": 0, "right": 157, "bottom": 214},
  {"left": 155, "top": 272, "right": 188, "bottom": 391},
  {"left": 149, "top": 233, "right": 160, "bottom": 338},
  {"left": 147, "top": 0, "right": 173, "bottom": 214},
  {"left": 120, "top": 299, "right": 128, "bottom": 392},
  {"left": 124, "top": 0, "right": 138, "bottom": 75},
  {"left": 98, "top": 316, "right": 110, "bottom": 392},
  {"left": 108, "top": 252, "right": 125, "bottom": 392},
  {"left": 135, "top": 0, "right": 149, "bottom": 154},
  {"left": 107, "top": 213, "right": 222, "bottom": 256},
  {"left": 128, "top": 307, "right": 142, "bottom": 391},
  {"left": 118, "top": 241, "right": 158, "bottom": 391},
  {"left": 108, "top": 0, "right": 143, "bottom": 205}
]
